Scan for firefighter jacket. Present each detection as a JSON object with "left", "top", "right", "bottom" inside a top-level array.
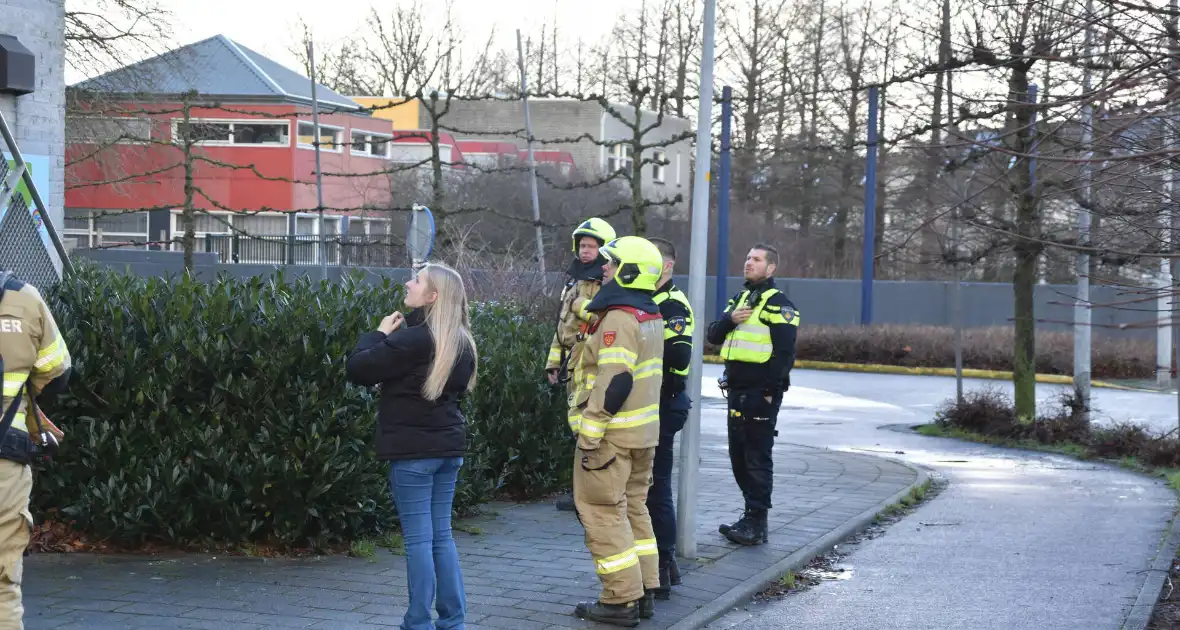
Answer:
[
  {"left": 0, "top": 276, "right": 71, "bottom": 436},
  {"left": 545, "top": 259, "right": 606, "bottom": 372},
  {"left": 706, "top": 277, "right": 798, "bottom": 392},
  {"left": 568, "top": 281, "right": 664, "bottom": 451},
  {"left": 653, "top": 281, "right": 693, "bottom": 400}
]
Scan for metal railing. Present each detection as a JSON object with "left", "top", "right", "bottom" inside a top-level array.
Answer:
[{"left": 200, "top": 234, "right": 407, "bottom": 267}]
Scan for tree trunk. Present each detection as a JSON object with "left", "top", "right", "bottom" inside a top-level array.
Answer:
[
  {"left": 1009, "top": 64, "right": 1039, "bottom": 423},
  {"left": 428, "top": 93, "right": 446, "bottom": 240},
  {"left": 181, "top": 96, "right": 196, "bottom": 272},
  {"left": 631, "top": 117, "right": 647, "bottom": 235},
  {"left": 834, "top": 79, "right": 860, "bottom": 265}
]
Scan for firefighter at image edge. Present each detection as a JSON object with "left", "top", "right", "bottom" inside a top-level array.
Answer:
[
  {"left": 706, "top": 244, "right": 799, "bottom": 547},
  {"left": 568, "top": 236, "right": 665, "bottom": 627},
  {"left": 0, "top": 270, "right": 72, "bottom": 630},
  {"left": 546, "top": 217, "right": 617, "bottom": 512}
]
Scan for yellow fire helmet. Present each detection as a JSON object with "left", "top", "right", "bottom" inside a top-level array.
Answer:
[
  {"left": 571, "top": 217, "right": 617, "bottom": 253},
  {"left": 599, "top": 236, "right": 663, "bottom": 292}
]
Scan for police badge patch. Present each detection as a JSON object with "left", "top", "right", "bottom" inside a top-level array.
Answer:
[{"left": 667, "top": 316, "right": 687, "bottom": 335}]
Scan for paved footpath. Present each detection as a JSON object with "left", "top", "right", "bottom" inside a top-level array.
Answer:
[{"left": 21, "top": 405, "right": 918, "bottom": 630}]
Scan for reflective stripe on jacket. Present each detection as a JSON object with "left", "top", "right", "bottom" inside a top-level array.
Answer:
[
  {"left": 0, "top": 281, "right": 71, "bottom": 434},
  {"left": 720, "top": 288, "right": 799, "bottom": 363}
]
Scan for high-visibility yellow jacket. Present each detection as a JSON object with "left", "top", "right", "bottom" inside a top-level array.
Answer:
[
  {"left": 653, "top": 281, "right": 693, "bottom": 399},
  {"left": 706, "top": 278, "right": 798, "bottom": 392},
  {"left": 0, "top": 277, "right": 71, "bottom": 435}
]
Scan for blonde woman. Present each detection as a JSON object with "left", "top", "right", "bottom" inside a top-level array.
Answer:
[{"left": 346, "top": 263, "right": 478, "bottom": 630}]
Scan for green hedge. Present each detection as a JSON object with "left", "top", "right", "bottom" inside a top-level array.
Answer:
[{"left": 34, "top": 265, "right": 570, "bottom": 550}]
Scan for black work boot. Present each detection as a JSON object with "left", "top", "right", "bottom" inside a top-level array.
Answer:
[
  {"left": 555, "top": 493, "right": 575, "bottom": 511},
  {"left": 639, "top": 590, "right": 655, "bottom": 619},
  {"left": 652, "top": 551, "right": 673, "bottom": 600},
  {"left": 718, "top": 510, "right": 751, "bottom": 537},
  {"left": 573, "top": 600, "right": 640, "bottom": 627},
  {"left": 723, "top": 509, "right": 768, "bottom": 546},
  {"left": 667, "top": 550, "right": 682, "bottom": 586}
]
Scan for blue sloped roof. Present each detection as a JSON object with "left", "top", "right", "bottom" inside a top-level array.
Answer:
[{"left": 70, "top": 34, "right": 359, "bottom": 111}]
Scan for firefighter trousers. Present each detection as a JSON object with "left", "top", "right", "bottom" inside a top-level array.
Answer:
[
  {"left": 0, "top": 460, "right": 31, "bottom": 630},
  {"left": 573, "top": 440, "right": 660, "bottom": 605}
]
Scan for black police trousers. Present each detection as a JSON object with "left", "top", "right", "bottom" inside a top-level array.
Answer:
[
  {"left": 726, "top": 388, "right": 782, "bottom": 511},
  {"left": 647, "top": 391, "right": 690, "bottom": 552}
]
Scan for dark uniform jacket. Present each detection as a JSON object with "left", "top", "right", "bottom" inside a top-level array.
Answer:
[{"left": 653, "top": 281, "right": 692, "bottom": 400}]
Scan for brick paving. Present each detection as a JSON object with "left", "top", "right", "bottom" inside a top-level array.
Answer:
[{"left": 21, "top": 406, "right": 917, "bottom": 630}]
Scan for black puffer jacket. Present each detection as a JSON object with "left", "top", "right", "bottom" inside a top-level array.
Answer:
[{"left": 345, "top": 310, "right": 475, "bottom": 461}]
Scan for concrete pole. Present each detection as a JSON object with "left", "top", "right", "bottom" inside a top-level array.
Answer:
[
  {"left": 516, "top": 30, "right": 546, "bottom": 273},
  {"left": 677, "top": 0, "right": 717, "bottom": 562},
  {"left": 1075, "top": 0, "right": 1094, "bottom": 422}
]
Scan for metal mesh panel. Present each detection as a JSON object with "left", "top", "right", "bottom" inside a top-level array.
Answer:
[{"left": 0, "top": 194, "right": 61, "bottom": 288}]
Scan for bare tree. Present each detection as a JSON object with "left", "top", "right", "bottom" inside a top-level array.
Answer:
[{"left": 65, "top": 0, "right": 173, "bottom": 79}]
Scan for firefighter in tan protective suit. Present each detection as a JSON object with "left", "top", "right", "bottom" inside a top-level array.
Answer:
[
  {"left": 569, "top": 236, "right": 665, "bottom": 627},
  {"left": 546, "top": 217, "right": 616, "bottom": 512},
  {"left": 0, "top": 271, "right": 71, "bottom": 629}
]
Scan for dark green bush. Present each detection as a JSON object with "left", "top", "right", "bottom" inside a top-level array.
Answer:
[{"left": 35, "top": 264, "right": 569, "bottom": 550}]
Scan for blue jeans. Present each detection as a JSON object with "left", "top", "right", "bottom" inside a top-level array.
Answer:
[
  {"left": 647, "top": 392, "right": 690, "bottom": 551},
  {"left": 389, "top": 457, "right": 466, "bottom": 630}
]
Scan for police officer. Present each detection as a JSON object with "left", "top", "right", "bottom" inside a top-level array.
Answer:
[
  {"left": 643, "top": 238, "right": 691, "bottom": 600},
  {"left": 570, "top": 236, "right": 665, "bottom": 627},
  {"left": 0, "top": 271, "right": 71, "bottom": 629},
  {"left": 706, "top": 244, "right": 798, "bottom": 547},
  {"left": 547, "top": 218, "right": 616, "bottom": 512}
]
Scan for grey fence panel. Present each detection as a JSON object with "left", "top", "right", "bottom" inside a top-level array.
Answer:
[{"left": 73, "top": 250, "right": 1160, "bottom": 340}]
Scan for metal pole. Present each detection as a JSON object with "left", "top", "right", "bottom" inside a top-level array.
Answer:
[
  {"left": 678, "top": 0, "right": 716, "bottom": 562},
  {"left": 1075, "top": 0, "right": 1094, "bottom": 423},
  {"left": 308, "top": 38, "right": 327, "bottom": 280},
  {"left": 516, "top": 30, "right": 546, "bottom": 273},
  {"left": 860, "top": 85, "right": 879, "bottom": 325},
  {"left": 715, "top": 86, "right": 733, "bottom": 319}
]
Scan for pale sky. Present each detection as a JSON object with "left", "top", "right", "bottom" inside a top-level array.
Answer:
[{"left": 67, "top": 0, "right": 637, "bottom": 84}]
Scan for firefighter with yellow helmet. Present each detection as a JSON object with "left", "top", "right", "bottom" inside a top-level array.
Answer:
[
  {"left": 0, "top": 270, "right": 71, "bottom": 628},
  {"left": 546, "top": 217, "right": 616, "bottom": 511},
  {"left": 569, "top": 236, "right": 665, "bottom": 627}
]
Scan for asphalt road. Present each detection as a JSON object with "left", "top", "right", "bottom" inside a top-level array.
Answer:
[{"left": 697, "top": 366, "right": 1178, "bottom": 630}]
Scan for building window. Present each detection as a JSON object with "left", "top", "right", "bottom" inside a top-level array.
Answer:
[
  {"left": 66, "top": 116, "right": 153, "bottom": 144},
  {"left": 298, "top": 122, "right": 343, "bottom": 152},
  {"left": 676, "top": 153, "right": 682, "bottom": 187},
  {"left": 350, "top": 131, "right": 392, "bottom": 158},
  {"left": 652, "top": 149, "right": 667, "bottom": 184},
  {"left": 171, "top": 119, "right": 290, "bottom": 146},
  {"left": 607, "top": 143, "right": 633, "bottom": 174}
]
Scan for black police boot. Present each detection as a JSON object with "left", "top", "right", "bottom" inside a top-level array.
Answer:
[
  {"left": 667, "top": 550, "right": 682, "bottom": 586},
  {"left": 573, "top": 600, "right": 641, "bottom": 627},
  {"left": 652, "top": 551, "right": 673, "bottom": 600},
  {"left": 555, "top": 493, "right": 575, "bottom": 511},
  {"left": 723, "top": 509, "right": 768, "bottom": 546},
  {"left": 639, "top": 590, "right": 655, "bottom": 619},
  {"left": 718, "top": 510, "right": 750, "bottom": 537}
]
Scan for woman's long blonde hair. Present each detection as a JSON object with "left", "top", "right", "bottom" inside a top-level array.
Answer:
[{"left": 419, "top": 263, "right": 478, "bottom": 401}]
